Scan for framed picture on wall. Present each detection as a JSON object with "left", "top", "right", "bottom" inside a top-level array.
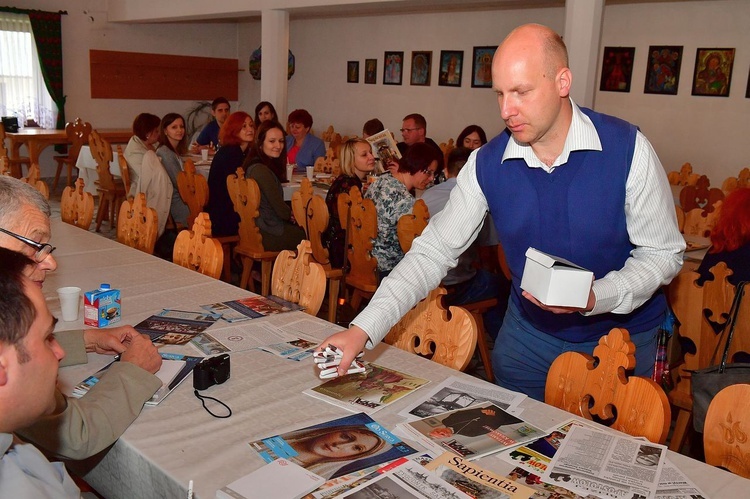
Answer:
[
  {"left": 599, "top": 47, "right": 635, "bottom": 92},
  {"left": 383, "top": 51, "right": 404, "bottom": 85},
  {"left": 410, "top": 51, "right": 432, "bottom": 86},
  {"left": 438, "top": 50, "right": 463, "bottom": 87},
  {"left": 365, "top": 58, "right": 377, "bottom": 84},
  {"left": 471, "top": 46, "right": 495, "bottom": 88},
  {"left": 347, "top": 61, "right": 359, "bottom": 83},
  {"left": 691, "top": 48, "right": 735, "bottom": 97},
  {"left": 746, "top": 67, "right": 750, "bottom": 98},
  {"left": 643, "top": 46, "right": 683, "bottom": 95}
]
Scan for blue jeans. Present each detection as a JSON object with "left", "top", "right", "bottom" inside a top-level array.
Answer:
[{"left": 491, "top": 300, "right": 661, "bottom": 401}]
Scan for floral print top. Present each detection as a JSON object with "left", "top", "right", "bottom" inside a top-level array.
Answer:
[{"left": 364, "top": 173, "right": 415, "bottom": 272}]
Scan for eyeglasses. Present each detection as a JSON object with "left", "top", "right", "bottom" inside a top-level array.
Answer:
[
  {"left": 400, "top": 127, "right": 423, "bottom": 133},
  {"left": 0, "top": 227, "right": 56, "bottom": 263},
  {"left": 420, "top": 168, "right": 437, "bottom": 177}
]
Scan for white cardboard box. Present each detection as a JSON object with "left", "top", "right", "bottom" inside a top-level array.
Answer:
[{"left": 520, "top": 247, "right": 593, "bottom": 308}]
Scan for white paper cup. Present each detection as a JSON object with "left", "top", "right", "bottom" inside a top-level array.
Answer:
[
  {"left": 201, "top": 149, "right": 209, "bottom": 161},
  {"left": 306, "top": 166, "right": 314, "bottom": 181},
  {"left": 57, "top": 286, "right": 81, "bottom": 322},
  {"left": 286, "top": 164, "right": 295, "bottom": 182}
]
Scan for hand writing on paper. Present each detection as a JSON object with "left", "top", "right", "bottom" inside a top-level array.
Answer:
[{"left": 315, "top": 326, "right": 369, "bottom": 377}]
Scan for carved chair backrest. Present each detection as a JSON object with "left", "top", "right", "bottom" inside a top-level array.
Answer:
[
  {"left": 89, "top": 130, "right": 117, "bottom": 191},
  {"left": 680, "top": 175, "right": 724, "bottom": 212},
  {"left": 337, "top": 185, "right": 378, "bottom": 292},
  {"left": 668, "top": 162, "right": 700, "bottom": 187},
  {"left": 117, "top": 192, "right": 158, "bottom": 254},
  {"left": 65, "top": 118, "right": 93, "bottom": 164},
  {"left": 397, "top": 199, "right": 430, "bottom": 253},
  {"left": 21, "top": 163, "right": 49, "bottom": 199},
  {"left": 704, "top": 384, "right": 750, "bottom": 478},
  {"left": 271, "top": 240, "right": 326, "bottom": 316},
  {"left": 116, "top": 145, "right": 131, "bottom": 197},
  {"left": 226, "top": 167, "right": 265, "bottom": 254},
  {"left": 173, "top": 212, "right": 224, "bottom": 279},
  {"left": 681, "top": 200, "right": 722, "bottom": 238},
  {"left": 60, "top": 178, "right": 94, "bottom": 229},
  {"left": 291, "top": 178, "right": 332, "bottom": 268},
  {"left": 177, "top": 159, "right": 209, "bottom": 226},
  {"left": 721, "top": 167, "right": 750, "bottom": 195}
]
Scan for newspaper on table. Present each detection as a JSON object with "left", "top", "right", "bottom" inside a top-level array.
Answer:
[
  {"left": 541, "top": 425, "right": 666, "bottom": 499},
  {"left": 424, "top": 452, "right": 535, "bottom": 498},
  {"left": 190, "top": 322, "right": 305, "bottom": 354},
  {"left": 506, "top": 467, "right": 596, "bottom": 499},
  {"left": 338, "top": 459, "right": 472, "bottom": 499},
  {"left": 655, "top": 459, "right": 707, "bottom": 499},
  {"left": 397, "top": 375, "right": 526, "bottom": 421}
]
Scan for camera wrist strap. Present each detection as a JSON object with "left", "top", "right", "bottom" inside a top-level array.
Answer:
[{"left": 193, "top": 390, "right": 232, "bottom": 418}]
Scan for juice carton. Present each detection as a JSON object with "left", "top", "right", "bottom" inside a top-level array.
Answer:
[{"left": 84, "top": 283, "right": 121, "bottom": 327}]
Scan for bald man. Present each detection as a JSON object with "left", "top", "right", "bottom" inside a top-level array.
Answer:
[{"left": 317, "top": 24, "right": 684, "bottom": 400}]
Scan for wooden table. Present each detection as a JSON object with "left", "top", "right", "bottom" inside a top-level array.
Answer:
[
  {"left": 47, "top": 220, "right": 749, "bottom": 499},
  {"left": 6, "top": 127, "right": 131, "bottom": 177}
]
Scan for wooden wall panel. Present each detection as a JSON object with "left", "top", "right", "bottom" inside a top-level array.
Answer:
[{"left": 90, "top": 50, "right": 238, "bottom": 100}]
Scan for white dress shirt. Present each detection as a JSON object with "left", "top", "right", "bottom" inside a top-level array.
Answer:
[{"left": 352, "top": 101, "right": 685, "bottom": 347}]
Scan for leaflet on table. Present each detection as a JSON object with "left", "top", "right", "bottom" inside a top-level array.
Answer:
[
  {"left": 397, "top": 401, "right": 546, "bottom": 461},
  {"left": 304, "top": 362, "right": 430, "bottom": 414},
  {"left": 339, "top": 459, "right": 472, "bottom": 499},
  {"left": 133, "top": 310, "right": 218, "bottom": 342},
  {"left": 258, "top": 337, "right": 318, "bottom": 361},
  {"left": 249, "top": 412, "right": 417, "bottom": 480},
  {"left": 190, "top": 322, "right": 304, "bottom": 355},
  {"left": 541, "top": 425, "right": 666, "bottom": 499},
  {"left": 216, "top": 458, "right": 326, "bottom": 499},
  {"left": 655, "top": 459, "right": 707, "bottom": 499},
  {"left": 498, "top": 418, "right": 596, "bottom": 476},
  {"left": 423, "top": 452, "right": 535, "bottom": 499},
  {"left": 397, "top": 374, "right": 526, "bottom": 421},
  {"left": 202, "top": 295, "right": 304, "bottom": 322},
  {"left": 506, "top": 467, "right": 597, "bottom": 499},
  {"left": 71, "top": 352, "right": 202, "bottom": 406}
]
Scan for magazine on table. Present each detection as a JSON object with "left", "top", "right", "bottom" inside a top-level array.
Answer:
[
  {"left": 216, "top": 458, "right": 326, "bottom": 499},
  {"left": 424, "top": 452, "right": 535, "bottom": 498},
  {"left": 338, "top": 459, "right": 471, "bottom": 499},
  {"left": 202, "top": 295, "right": 303, "bottom": 322},
  {"left": 71, "top": 352, "right": 202, "bottom": 406},
  {"left": 258, "top": 337, "right": 318, "bottom": 361},
  {"left": 304, "top": 362, "right": 430, "bottom": 414},
  {"left": 397, "top": 374, "right": 526, "bottom": 421},
  {"left": 506, "top": 467, "right": 597, "bottom": 499},
  {"left": 397, "top": 401, "right": 546, "bottom": 461},
  {"left": 249, "top": 412, "right": 417, "bottom": 480},
  {"left": 541, "top": 425, "right": 666, "bottom": 499},
  {"left": 133, "top": 310, "right": 218, "bottom": 343}
]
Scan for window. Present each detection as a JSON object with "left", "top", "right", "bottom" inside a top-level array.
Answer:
[{"left": 0, "top": 11, "right": 56, "bottom": 129}]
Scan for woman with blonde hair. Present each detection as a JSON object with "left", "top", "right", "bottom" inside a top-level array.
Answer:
[{"left": 323, "top": 138, "right": 376, "bottom": 268}]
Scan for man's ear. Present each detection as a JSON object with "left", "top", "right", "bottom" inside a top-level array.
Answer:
[
  {"left": 0, "top": 344, "right": 10, "bottom": 387},
  {"left": 557, "top": 67, "right": 572, "bottom": 98}
]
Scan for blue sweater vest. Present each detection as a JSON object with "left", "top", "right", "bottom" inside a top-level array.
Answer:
[{"left": 476, "top": 108, "right": 665, "bottom": 342}]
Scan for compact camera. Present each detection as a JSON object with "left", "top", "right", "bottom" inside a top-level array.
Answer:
[{"left": 193, "top": 354, "right": 230, "bottom": 390}]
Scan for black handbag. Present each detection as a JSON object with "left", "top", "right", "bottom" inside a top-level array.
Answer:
[{"left": 691, "top": 280, "right": 748, "bottom": 433}]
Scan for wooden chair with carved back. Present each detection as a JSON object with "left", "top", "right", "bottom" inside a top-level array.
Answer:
[
  {"left": 291, "top": 178, "right": 344, "bottom": 322},
  {"left": 271, "top": 240, "right": 327, "bottom": 317},
  {"left": 61, "top": 178, "right": 95, "bottom": 230},
  {"left": 0, "top": 123, "right": 30, "bottom": 178},
  {"left": 666, "top": 263, "right": 749, "bottom": 451},
  {"left": 52, "top": 118, "right": 92, "bottom": 191},
  {"left": 667, "top": 162, "right": 700, "bottom": 187},
  {"left": 679, "top": 199, "right": 723, "bottom": 238},
  {"left": 0, "top": 154, "right": 9, "bottom": 176},
  {"left": 313, "top": 148, "right": 341, "bottom": 177},
  {"left": 721, "top": 167, "right": 749, "bottom": 196},
  {"left": 396, "top": 199, "right": 496, "bottom": 382},
  {"left": 337, "top": 185, "right": 379, "bottom": 312},
  {"left": 117, "top": 192, "right": 158, "bottom": 254},
  {"left": 227, "top": 168, "right": 279, "bottom": 296},
  {"left": 116, "top": 145, "right": 131, "bottom": 198},
  {"left": 704, "top": 384, "right": 750, "bottom": 478},
  {"left": 20, "top": 163, "right": 49, "bottom": 199},
  {"left": 172, "top": 212, "right": 224, "bottom": 279},
  {"left": 439, "top": 138, "right": 455, "bottom": 171},
  {"left": 384, "top": 287, "right": 477, "bottom": 371},
  {"left": 90, "top": 130, "right": 127, "bottom": 232},
  {"left": 545, "top": 327, "right": 671, "bottom": 444},
  {"left": 680, "top": 175, "right": 724, "bottom": 212}
]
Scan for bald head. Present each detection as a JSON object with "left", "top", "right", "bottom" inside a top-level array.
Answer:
[{"left": 498, "top": 24, "right": 568, "bottom": 78}]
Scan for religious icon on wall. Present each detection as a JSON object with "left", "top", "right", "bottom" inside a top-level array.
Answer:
[
  {"left": 643, "top": 46, "right": 683, "bottom": 95},
  {"left": 383, "top": 51, "right": 403, "bottom": 85},
  {"left": 347, "top": 61, "right": 359, "bottom": 83},
  {"left": 365, "top": 58, "right": 377, "bottom": 84},
  {"left": 692, "top": 48, "right": 735, "bottom": 97},
  {"left": 599, "top": 47, "right": 635, "bottom": 92},
  {"left": 471, "top": 46, "right": 494, "bottom": 88},
  {"left": 410, "top": 51, "right": 432, "bottom": 86},
  {"left": 438, "top": 50, "right": 463, "bottom": 87}
]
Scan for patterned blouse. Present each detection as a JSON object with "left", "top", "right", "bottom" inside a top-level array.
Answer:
[{"left": 364, "top": 174, "right": 415, "bottom": 272}]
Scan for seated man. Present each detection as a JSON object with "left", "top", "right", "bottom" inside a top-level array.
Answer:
[
  {"left": 194, "top": 97, "right": 231, "bottom": 150},
  {"left": 0, "top": 249, "right": 78, "bottom": 496},
  {"left": 396, "top": 113, "right": 443, "bottom": 158},
  {"left": 0, "top": 176, "right": 162, "bottom": 460}
]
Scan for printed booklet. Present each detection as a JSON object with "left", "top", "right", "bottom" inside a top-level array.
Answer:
[
  {"left": 216, "top": 458, "right": 326, "bottom": 499},
  {"left": 304, "top": 362, "right": 430, "bottom": 414},
  {"left": 249, "top": 413, "right": 417, "bottom": 480},
  {"left": 202, "top": 296, "right": 303, "bottom": 322},
  {"left": 397, "top": 401, "right": 545, "bottom": 461}
]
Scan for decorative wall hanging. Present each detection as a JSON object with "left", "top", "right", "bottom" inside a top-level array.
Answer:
[
  {"left": 644, "top": 46, "right": 683, "bottom": 95},
  {"left": 599, "top": 47, "right": 635, "bottom": 92},
  {"left": 471, "top": 46, "right": 494, "bottom": 88},
  {"left": 365, "top": 59, "right": 377, "bottom": 84},
  {"left": 410, "top": 51, "right": 432, "bottom": 86},
  {"left": 691, "top": 48, "right": 735, "bottom": 97},
  {"left": 347, "top": 61, "right": 359, "bottom": 83},
  {"left": 248, "top": 47, "right": 295, "bottom": 80},
  {"left": 383, "top": 51, "right": 403, "bottom": 86},
  {"left": 438, "top": 50, "right": 463, "bottom": 87}
]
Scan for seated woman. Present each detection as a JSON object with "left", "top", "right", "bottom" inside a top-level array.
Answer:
[
  {"left": 456, "top": 124, "right": 488, "bottom": 150},
  {"left": 254, "top": 101, "right": 278, "bottom": 128},
  {"left": 323, "top": 138, "right": 376, "bottom": 268},
  {"left": 206, "top": 111, "right": 255, "bottom": 237},
  {"left": 124, "top": 113, "right": 172, "bottom": 235},
  {"left": 243, "top": 121, "right": 306, "bottom": 251},
  {"left": 697, "top": 187, "right": 750, "bottom": 286},
  {"left": 155, "top": 113, "right": 190, "bottom": 227},
  {"left": 285, "top": 109, "right": 325, "bottom": 170},
  {"left": 365, "top": 142, "right": 442, "bottom": 277}
]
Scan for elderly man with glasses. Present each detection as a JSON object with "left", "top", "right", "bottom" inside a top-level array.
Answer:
[{"left": 0, "top": 176, "right": 162, "bottom": 461}]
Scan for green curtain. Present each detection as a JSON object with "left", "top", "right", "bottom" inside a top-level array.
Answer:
[{"left": 0, "top": 6, "right": 66, "bottom": 130}]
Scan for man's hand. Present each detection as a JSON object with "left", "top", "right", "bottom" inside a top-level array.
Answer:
[
  {"left": 120, "top": 333, "right": 162, "bottom": 374},
  {"left": 83, "top": 325, "right": 140, "bottom": 355},
  {"left": 521, "top": 288, "right": 595, "bottom": 314},
  {"left": 386, "top": 160, "right": 399, "bottom": 176},
  {"left": 315, "top": 326, "right": 369, "bottom": 376}
]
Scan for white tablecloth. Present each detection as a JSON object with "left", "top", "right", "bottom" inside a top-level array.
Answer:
[
  {"left": 46, "top": 220, "right": 747, "bottom": 499},
  {"left": 75, "top": 145, "right": 122, "bottom": 195}
]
